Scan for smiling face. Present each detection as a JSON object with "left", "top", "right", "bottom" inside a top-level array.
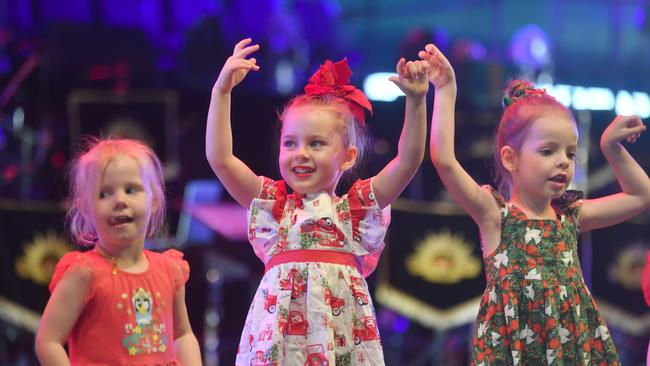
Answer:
[
  {"left": 503, "top": 112, "right": 578, "bottom": 204},
  {"left": 91, "top": 155, "right": 154, "bottom": 251},
  {"left": 279, "top": 105, "right": 357, "bottom": 195}
]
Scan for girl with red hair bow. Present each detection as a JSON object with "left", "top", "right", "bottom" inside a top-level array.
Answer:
[{"left": 206, "top": 38, "right": 432, "bottom": 365}]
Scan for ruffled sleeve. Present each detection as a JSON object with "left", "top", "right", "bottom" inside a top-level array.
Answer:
[
  {"left": 643, "top": 250, "right": 650, "bottom": 307},
  {"left": 162, "top": 249, "right": 190, "bottom": 291},
  {"left": 49, "top": 251, "right": 95, "bottom": 304},
  {"left": 248, "top": 177, "right": 288, "bottom": 262},
  {"left": 348, "top": 178, "right": 390, "bottom": 277}
]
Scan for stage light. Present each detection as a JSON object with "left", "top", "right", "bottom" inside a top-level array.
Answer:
[
  {"left": 572, "top": 87, "right": 614, "bottom": 111},
  {"left": 632, "top": 92, "right": 650, "bottom": 118},
  {"left": 509, "top": 24, "right": 551, "bottom": 69},
  {"left": 363, "top": 72, "right": 403, "bottom": 102}
]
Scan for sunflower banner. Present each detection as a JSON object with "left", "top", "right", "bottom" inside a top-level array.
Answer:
[
  {"left": 0, "top": 200, "right": 71, "bottom": 322},
  {"left": 588, "top": 216, "right": 650, "bottom": 337},
  {"left": 375, "top": 199, "right": 485, "bottom": 330}
]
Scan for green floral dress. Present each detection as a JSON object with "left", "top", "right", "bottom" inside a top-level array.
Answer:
[{"left": 471, "top": 187, "right": 620, "bottom": 366}]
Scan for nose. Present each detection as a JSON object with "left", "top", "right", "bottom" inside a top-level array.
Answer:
[
  {"left": 112, "top": 191, "right": 128, "bottom": 209},
  {"left": 294, "top": 144, "right": 309, "bottom": 160},
  {"left": 557, "top": 155, "right": 571, "bottom": 169}
]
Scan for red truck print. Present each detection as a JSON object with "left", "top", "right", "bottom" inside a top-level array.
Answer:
[
  {"left": 279, "top": 269, "right": 306, "bottom": 299},
  {"left": 264, "top": 293, "right": 277, "bottom": 314},
  {"left": 349, "top": 276, "right": 368, "bottom": 305},
  {"left": 278, "top": 310, "right": 309, "bottom": 336},
  {"left": 353, "top": 316, "right": 380, "bottom": 345},
  {"left": 323, "top": 287, "right": 345, "bottom": 316},
  {"left": 304, "top": 344, "right": 329, "bottom": 366},
  {"left": 300, "top": 217, "right": 345, "bottom": 248}
]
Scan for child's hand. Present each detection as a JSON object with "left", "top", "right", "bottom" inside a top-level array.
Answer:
[
  {"left": 389, "top": 58, "right": 430, "bottom": 98},
  {"left": 601, "top": 115, "right": 646, "bottom": 148},
  {"left": 213, "top": 38, "right": 260, "bottom": 94},
  {"left": 418, "top": 43, "right": 455, "bottom": 90}
]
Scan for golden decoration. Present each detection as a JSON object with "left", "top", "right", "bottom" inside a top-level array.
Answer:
[
  {"left": 406, "top": 230, "right": 481, "bottom": 284},
  {"left": 15, "top": 231, "right": 72, "bottom": 285}
]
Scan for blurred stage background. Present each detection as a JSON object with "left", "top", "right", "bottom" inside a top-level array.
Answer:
[{"left": 1, "top": 0, "right": 650, "bottom": 365}]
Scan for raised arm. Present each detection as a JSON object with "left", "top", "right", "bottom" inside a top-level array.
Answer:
[
  {"left": 35, "top": 267, "right": 91, "bottom": 366},
  {"left": 206, "top": 38, "right": 263, "bottom": 208},
  {"left": 579, "top": 115, "right": 650, "bottom": 231},
  {"left": 372, "top": 58, "right": 429, "bottom": 208},
  {"left": 424, "top": 44, "right": 500, "bottom": 229}
]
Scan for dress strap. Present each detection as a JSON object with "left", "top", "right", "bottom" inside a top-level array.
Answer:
[{"left": 265, "top": 250, "right": 361, "bottom": 274}]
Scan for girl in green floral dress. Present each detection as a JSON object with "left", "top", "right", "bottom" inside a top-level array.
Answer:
[{"left": 422, "top": 41, "right": 650, "bottom": 365}]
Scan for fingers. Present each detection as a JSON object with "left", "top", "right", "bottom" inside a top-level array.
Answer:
[
  {"left": 395, "top": 57, "right": 406, "bottom": 75},
  {"left": 233, "top": 38, "right": 253, "bottom": 53},
  {"left": 405, "top": 60, "right": 429, "bottom": 79},
  {"left": 233, "top": 38, "right": 260, "bottom": 60}
]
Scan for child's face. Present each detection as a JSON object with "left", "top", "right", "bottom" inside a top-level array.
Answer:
[
  {"left": 90, "top": 155, "right": 153, "bottom": 250},
  {"left": 279, "top": 105, "right": 356, "bottom": 195},
  {"left": 507, "top": 113, "right": 578, "bottom": 201}
]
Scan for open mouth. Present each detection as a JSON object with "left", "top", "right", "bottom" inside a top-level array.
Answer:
[
  {"left": 549, "top": 174, "right": 567, "bottom": 184},
  {"left": 110, "top": 215, "right": 134, "bottom": 226},
  {"left": 292, "top": 166, "right": 315, "bottom": 176}
]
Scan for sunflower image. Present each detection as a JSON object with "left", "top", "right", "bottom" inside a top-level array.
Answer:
[
  {"left": 406, "top": 230, "right": 481, "bottom": 284},
  {"left": 15, "top": 231, "right": 72, "bottom": 285}
]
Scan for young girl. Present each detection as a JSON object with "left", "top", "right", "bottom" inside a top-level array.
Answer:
[
  {"left": 206, "top": 38, "right": 430, "bottom": 365},
  {"left": 35, "top": 138, "right": 201, "bottom": 365},
  {"left": 423, "top": 42, "right": 650, "bottom": 365}
]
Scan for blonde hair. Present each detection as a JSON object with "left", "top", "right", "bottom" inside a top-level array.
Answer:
[{"left": 67, "top": 137, "right": 166, "bottom": 245}]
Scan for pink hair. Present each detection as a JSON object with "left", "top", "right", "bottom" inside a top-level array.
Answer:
[
  {"left": 67, "top": 137, "right": 166, "bottom": 245},
  {"left": 494, "top": 80, "right": 576, "bottom": 198}
]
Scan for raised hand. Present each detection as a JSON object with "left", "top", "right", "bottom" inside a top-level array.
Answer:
[
  {"left": 389, "top": 58, "right": 430, "bottom": 98},
  {"left": 601, "top": 115, "right": 647, "bottom": 147},
  {"left": 417, "top": 43, "right": 455, "bottom": 90},
  {"left": 213, "top": 38, "right": 260, "bottom": 94}
]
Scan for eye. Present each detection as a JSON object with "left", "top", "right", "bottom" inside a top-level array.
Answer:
[
  {"left": 539, "top": 149, "right": 553, "bottom": 156},
  {"left": 567, "top": 151, "right": 577, "bottom": 160},
  {"left": 126, "top": 186, "right": 141, "bottom": 194},
  {"left": 282, "top": 140, "right": 295, "bottom": 149},
  {"left": 310, "top": 140, "right": 324, "bottom": 148},
  {"left": 99, "top": 191, "right": 109, "bottom": 199}
]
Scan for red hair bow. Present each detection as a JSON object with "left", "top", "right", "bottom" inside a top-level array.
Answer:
[{"left": 304, "top": 58, "right": 373, "bottom": 124}]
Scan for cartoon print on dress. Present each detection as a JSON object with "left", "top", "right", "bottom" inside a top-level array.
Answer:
[
  {"left": 300, "top": 217, "right": 346, "bottom": 248},
  {"left": 352, "top": 316, "right": 380, "bottom": 345},
  {"left": 305, "top": 344, "right": 329, "bottom": 366},
  {"left": 321, "top": 278, "right": 345, "bottom": 316},
  {"left": 262, "top": 287, "right": 278, "bottom": 314},
  {"left": 277, "top": 304, "right": 309, "bottom": 336},
  {"left": 121, "top": 287, "right": 169, "bottom": 356},
  {"left": 250, "top": 342, "right": 279, "bottom": 366},
  {"left": 348, "top": 276, "right": 368, "bottom": 306},
  {"left": 279, "top": 268, "right": 308, "bottom": 299}
]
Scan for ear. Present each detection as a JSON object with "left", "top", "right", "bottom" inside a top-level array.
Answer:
[
  {"left": 151, "top": 193, "right": 161, "bottom": 212},
  {"left": 340, "top": 146, "right": 358, "bottom": 172},
  {"left": 500, "top": 145, "right": 518, "bottom": 172}
]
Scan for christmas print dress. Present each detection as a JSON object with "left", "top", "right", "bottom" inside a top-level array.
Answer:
[
  {"left": 471, "top": 187, "right": 620, "bottom": 365},
  {"left": 236, "top": 177, "right": 390, "bottom": 366}
]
